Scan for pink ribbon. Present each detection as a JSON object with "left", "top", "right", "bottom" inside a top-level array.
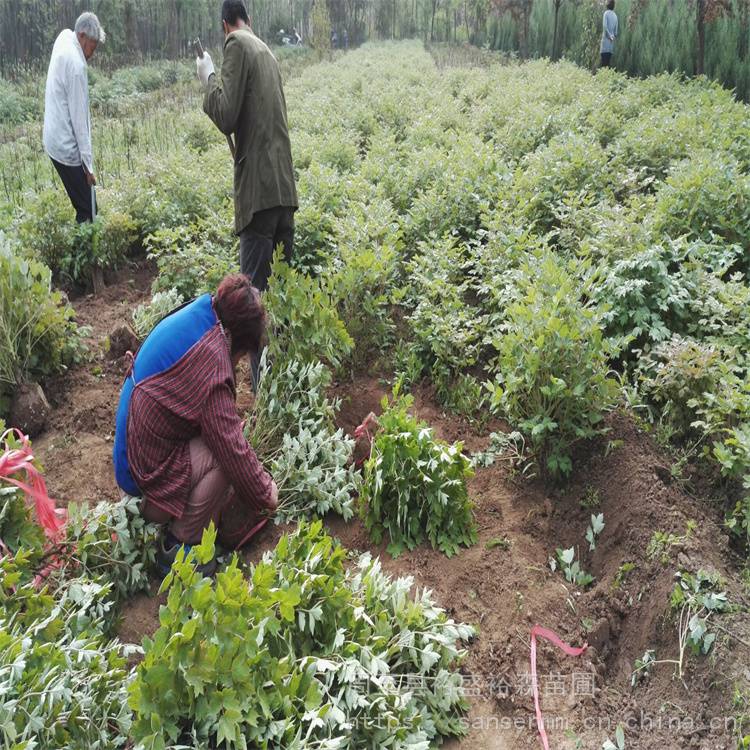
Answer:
[
  {"left": 0, "top": 428, "right": 66, "bottom": 539},
  {"left": 531, "top": 625, "right": 587, "bottom": 750}
]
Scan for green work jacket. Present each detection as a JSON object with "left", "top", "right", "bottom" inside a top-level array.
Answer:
[{"left": 203, "top": 29, "right": 298, "bottom": 234}]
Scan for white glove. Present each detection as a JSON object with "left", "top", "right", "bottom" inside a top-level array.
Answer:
[{"left": 196, "top": 51, "right": 215, "bottom": 87}]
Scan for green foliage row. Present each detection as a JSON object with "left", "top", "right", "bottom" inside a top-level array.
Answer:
[{"left": 130, "top": 520, "right": 475, "bottom": 749}]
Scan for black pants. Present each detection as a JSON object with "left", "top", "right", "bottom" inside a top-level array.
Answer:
[
  {"left": 51, "top": 158, "right": 96, "bottom": 223},
  {"left": 239, "top": 206, "right": 295, "bottom": 292},
  {"left": 239, "top": 206, "right": 295, "bottom": 388},
  {"left": 600, "top": 52, "right": 612, "bottom": 68}
]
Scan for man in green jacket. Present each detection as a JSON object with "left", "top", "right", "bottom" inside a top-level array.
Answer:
[{"left": 198, "top": 0, "right": 298, "bottom": 294}]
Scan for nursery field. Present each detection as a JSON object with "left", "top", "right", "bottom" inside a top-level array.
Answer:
[{"left": 2, "top": 40, "right": 750, "bottom": 750}]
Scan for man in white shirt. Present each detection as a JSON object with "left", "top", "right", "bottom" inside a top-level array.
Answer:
[{"left": 43, "top": 12, "right": 105, "bottom": 223}]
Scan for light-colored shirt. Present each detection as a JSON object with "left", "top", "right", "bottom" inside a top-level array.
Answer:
[
  {"left": 43, "top": 29, "right": 93, "bottom": 172},
  {"left": 601, "top": 10, "right": 618, "bottom": 54}
]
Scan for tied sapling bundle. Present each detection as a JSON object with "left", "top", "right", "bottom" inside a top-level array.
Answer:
[
  {"left": 245, "top": 353, "right": 360, "bottom": 522},
  {"left": 360, "top": 389, "right": 478, "bottom": 558}
]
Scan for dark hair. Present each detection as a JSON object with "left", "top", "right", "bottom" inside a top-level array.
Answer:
[
  {"left": 606, "top": 0, "right": 615, "bottom": 9},
  {"left": 214, "top": 273, "right": 265, "bottom": 356},
  {"left": 221, "top": 0, "right": 250, "bottom": 26}
]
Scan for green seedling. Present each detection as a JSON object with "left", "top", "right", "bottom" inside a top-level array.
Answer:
[
  {"left": 586, "top": 513, "right": 605, "bottom": 551},
  {"left": 580, "top": 485, "right": 601, "bottom": 509},
  {"left": 486, "top": 536, "right": 511, "bottom": 551}
]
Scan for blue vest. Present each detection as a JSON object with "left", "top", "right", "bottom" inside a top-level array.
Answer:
[{"left": 113, "top": 294, "right": 218, "bottom": 496}]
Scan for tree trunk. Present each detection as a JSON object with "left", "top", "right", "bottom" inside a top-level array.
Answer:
[
  {"left": 430, "top": 0, "right": 438, "bottom": 41},
  {"left": 696, "top": 0, "right": 705, "bottom": 75},
  {"left": 518, "top": 8, "right": 530, "bottom": 59},
  {"left": 739, "top": 0, "right": 749, "bottom": 60},
  {"left": 552, "top": 0, "right": 560, "bottom": 61},
  {"left": 91, "top": 266, "right": 105, "bottom": 295}
]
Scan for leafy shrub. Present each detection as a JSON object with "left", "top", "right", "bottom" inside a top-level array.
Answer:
[
  {"left": 130, "top": 521, "right": 475, "bottom": 749},
  {"left": 292, "top": 163, "right": 359, "bottom": 273},
  {"left": 91, "top": 61, "right": 194, "bottom": 109},
  {"left": 637, "top": 335, "right": 729, "bottom": 442},
  {"left": 328, "top": 199, "right": 400, "bottom": 368},
  {"left": 0, "top": 596, "right": 134, "bottom": 749},
  {"left": 265, "top": 252, "right": 353, "bottom": 369},
  {"left": 0, "top": 79, "right": 38, "bottom": 124},
  {"left": 100, "top": 210, "right": 139, "bottom": 258},
  {"left": 487, "top": 253, "right": 618, "bottom": 478},
  {"left": 593, "top": 238, "right": 701, "bottom": 358},
  {"left": 651, "top": 153, "right": 750, "bottom": 258},
  {"left": 14, "top": 191, "right": 137, "bottom": 283},
  {"left": 509, "top": 132, "right": 615, "bottom": 233},
  {"left": 431, "top": 367, "right": 489, "bottom": 423},
  {"left": 113, "top": 153, "right": 228, "bottom": 237},
  {"left": 61, "top": 212, "right": 137, "bottom": 285},
  {"left": 693, "top": 375, "right": 750, "bottom": 488},
  {"left": 668, "top": 569, "right": 729, "bottom": 673},
  {"left": 391, "top": 339, "right": 427, "bottom": 388},
  {"left": 14, "top": 188, "right": 76, "bottom": 271},
  {"left": 405, "top": 237, "right": 486, "bottom": 378},
  {"left": 0, "top": 234, "right": 84, "bottom": 413},
  {"left": 147, "top": 218, "right": 238, "bottom": 298},
  {"left": 132, "top": 288, "right": 185, "bottom": 339},
  {"left": 686, "top": 270, "right": 750, "bottom": 369},
  {"left": 403, "top": 134, "right": 502, "bottom": 245},
  {"left": 60, "top": 496, "right": 159, "bottom": 614},
  {"left": 246, "top": 356, "right": 359, "bottom": 522},
  {"left": 361, "top": 390, "right": 477, "bottom": 557},
  {"left": 0, "top": 451, "right": 158, "bottom": 750},
  {"left": 609, "top": 103, "right": 699, "bottom": 182}
]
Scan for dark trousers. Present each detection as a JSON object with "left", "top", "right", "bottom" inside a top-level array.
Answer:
[
  {"left": 239, "top": 206, "right": 295, "bottom": 387},
  {"left": 600, "top": 52, "right": 612, "bottom": 68},
  {"left": 239, "top": 206, "right": 295, "bottom": 291},
  {"left": 51, "top": 158, "right": 96, "bottom": 223}
]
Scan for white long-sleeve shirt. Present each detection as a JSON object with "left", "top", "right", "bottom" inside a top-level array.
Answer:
[{"left": 43, "top": 29, "right": 93, "bottom": 172}]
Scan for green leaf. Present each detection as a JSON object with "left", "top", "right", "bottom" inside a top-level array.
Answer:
[{"left": 195, "top": 523, "right": 217, "bottom": 565}]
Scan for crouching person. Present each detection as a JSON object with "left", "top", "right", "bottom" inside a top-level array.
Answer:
[{"left": 113, "top": 273, "right": 278, "bottom": 575}]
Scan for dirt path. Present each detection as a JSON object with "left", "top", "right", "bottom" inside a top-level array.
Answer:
[
  {"left": 34, "top": 263, "right": 155, "bottom": 506},
  {"left": 34, "top": 264, "right": 750, "bottom": 750}
]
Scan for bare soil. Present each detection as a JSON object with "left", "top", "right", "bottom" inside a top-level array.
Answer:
[{"left": 33, "top": 263, "right": 750, "bottom": 750}]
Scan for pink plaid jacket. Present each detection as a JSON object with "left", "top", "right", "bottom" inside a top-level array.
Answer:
[{"left": 126, "top": 325, "right": 273, "bottom": 518}]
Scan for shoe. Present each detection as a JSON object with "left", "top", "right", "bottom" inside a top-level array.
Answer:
[{"left": 156, "top": 531, "right": 218, "bottom": 578}]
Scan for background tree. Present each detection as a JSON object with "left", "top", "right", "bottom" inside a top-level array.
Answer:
[
  {"left": 551, "top": 0, "right": 577, "bottom": 60},
  {"left": 631, "top": 0, "right": 733, "bottom": 74},
  {"left": 492, "top": 0, "right": 534, "bottom": 57},
  {"left": 311, "top": 0, "right": 331, "bottom": 56}
]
